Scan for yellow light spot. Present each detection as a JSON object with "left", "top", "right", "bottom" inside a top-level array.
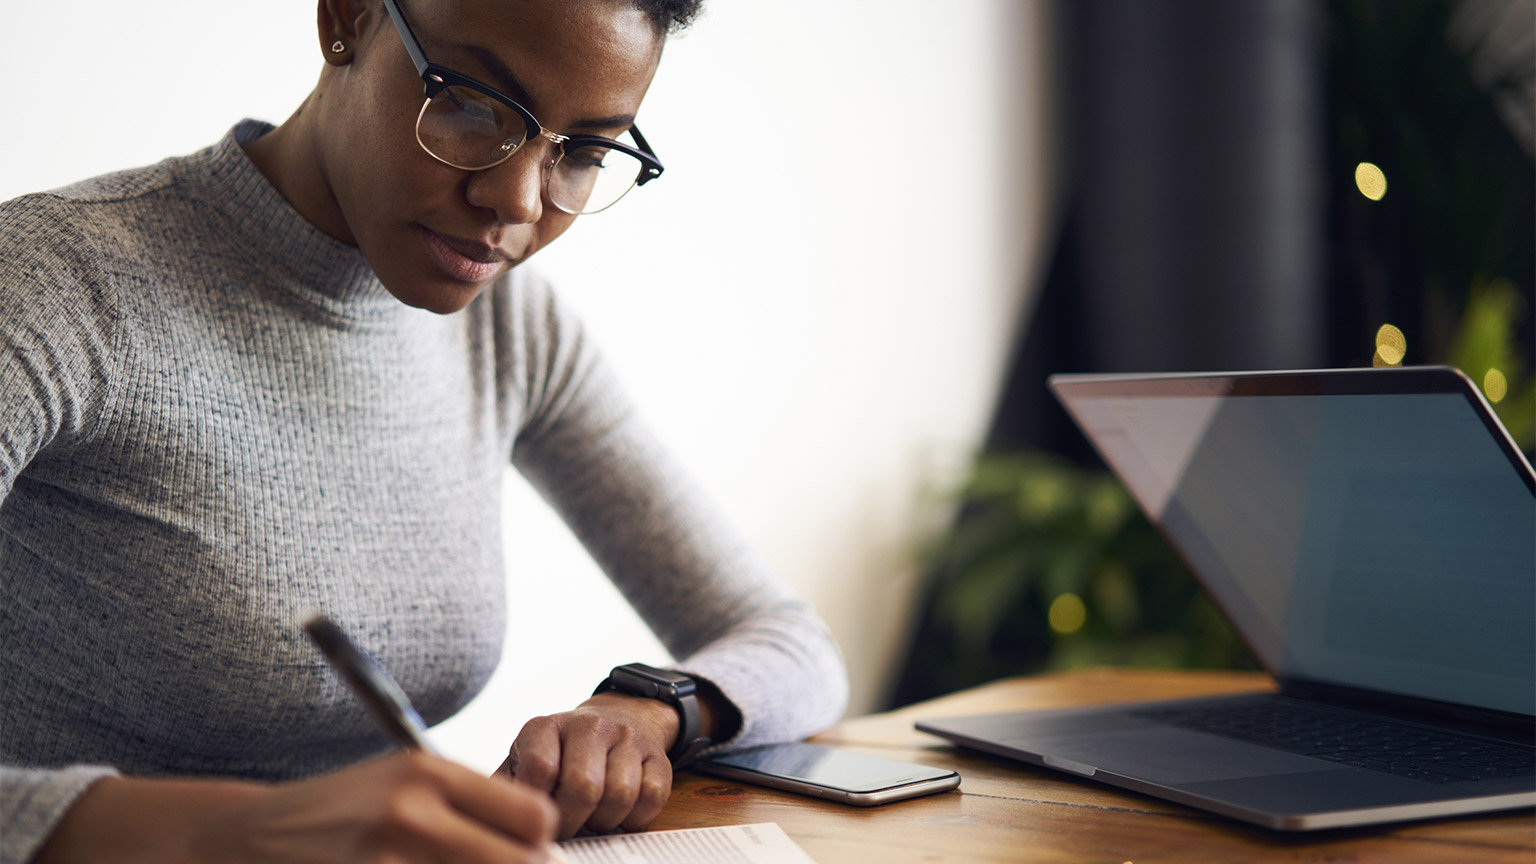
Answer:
[
  {"left": 1048, "top": 593, "right": 1087, "bottom": 635},
  {"left": 1355, "top": 162, "right": 1387, "bottom": 201},
  {"left": 1484, "top": 368, "right": 1508, "bottom": 403},
  {"left": 1375, "top": 324, "right": 1406, "bottom": 366}
]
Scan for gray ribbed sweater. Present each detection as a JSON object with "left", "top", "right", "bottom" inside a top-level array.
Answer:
[{"left": 0, "top": 120, "right": 847, "bottom": 863}]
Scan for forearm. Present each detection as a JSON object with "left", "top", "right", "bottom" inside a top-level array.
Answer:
[
  {"left": 34, "top": 754, "right": 559, "bottom": 864},
  {"left": 674, "top": 599, "right": 849, "bottom": 749},
  {"left": 31, "top": 776, "right": 268, "bottom": 864}
]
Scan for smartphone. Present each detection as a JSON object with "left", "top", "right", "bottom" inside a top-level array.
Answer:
[{"left": 693, "top": 742, "right": 960, "bottom": 806}]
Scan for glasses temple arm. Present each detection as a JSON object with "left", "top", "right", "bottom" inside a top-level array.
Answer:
[
  {"left": 380, "top": 0, "right": 432, "bottom": 77},
  {"left": 629, "top": 123, "right": 657, "bottom": 158},
  {"left": 627, "top": 124, "right": 665, "bottom": 184}
]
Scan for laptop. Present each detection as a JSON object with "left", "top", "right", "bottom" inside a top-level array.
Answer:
[{"left": 916, "top": 366, "right": 1536, "bottom": 830}]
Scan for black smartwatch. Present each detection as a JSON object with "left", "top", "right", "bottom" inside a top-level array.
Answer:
[{"left": 594, "top": 663, "right": 711, "bottom": 766}]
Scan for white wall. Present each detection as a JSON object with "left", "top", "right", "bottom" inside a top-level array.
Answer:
[{"left": 2, "top": 1, "right": 1050, "bottom": 775}]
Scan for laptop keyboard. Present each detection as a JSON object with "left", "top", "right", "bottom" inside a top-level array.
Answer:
[{"left": 1136, "top": 700, "right": 1536, "bottom": 784}]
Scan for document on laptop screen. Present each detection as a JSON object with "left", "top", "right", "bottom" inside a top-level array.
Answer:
[{"left": 1067, "top": 389, "right": 1535, "bottom": 717}]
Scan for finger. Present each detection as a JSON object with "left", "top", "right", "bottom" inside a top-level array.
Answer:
[
  {"left": 506, "top": 716, "right": 563, "bottom": 793},
  {"left": 618, "top": 754, "right": 672, "bottom": 833},
  {"left": 376, "top": 774, "right": 554, "bottom": 864},
  {"left": 421, "top": 755, "right": 559, "bottom": 846},
  {"left": 552, "top": 735, "right": 611, "bottom": 839},
  {"left": 582, "top": 745, "right": 643, "bottom": 833}
]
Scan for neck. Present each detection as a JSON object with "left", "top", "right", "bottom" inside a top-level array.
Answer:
[{"left": 242, "top": 91, "right": 355, "bottom": 246}]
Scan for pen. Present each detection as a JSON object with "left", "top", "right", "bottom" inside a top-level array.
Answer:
[
  {"left": 302, "top": 611, "right": 437, "bottom": 754},
  {"left": 302, "top": 612, "right": 575, "bottom": 864}
]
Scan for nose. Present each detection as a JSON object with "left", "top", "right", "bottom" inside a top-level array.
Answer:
[{"left": 463, "top": 137, "right": 554, "bottom": 226}]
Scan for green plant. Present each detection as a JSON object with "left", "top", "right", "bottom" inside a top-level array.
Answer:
[
  {"left": 914, "top": 452, "right": 1257, "bottom": 689},
  {"left": 1446, "top": 278, "right": 1535, "bottom": 451}
]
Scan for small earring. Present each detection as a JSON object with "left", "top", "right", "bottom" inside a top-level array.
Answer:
[{"left": 331, "top": 40, "right": 346, "bottom": 54}]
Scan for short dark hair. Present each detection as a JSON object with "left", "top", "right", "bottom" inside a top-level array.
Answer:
[{"left": 632, "top": 0, "right": 703, "bottom": 34}]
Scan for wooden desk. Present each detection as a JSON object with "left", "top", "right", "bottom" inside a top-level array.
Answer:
[{"left": 656, "top": 669, "right": 1536, "bottom": 862}]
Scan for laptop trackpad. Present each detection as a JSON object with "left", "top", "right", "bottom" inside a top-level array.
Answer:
[{"left": 1023, "top": 726, "right": 1335, "bottom": 785}]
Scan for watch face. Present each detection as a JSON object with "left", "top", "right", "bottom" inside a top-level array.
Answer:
[
  {"left": 633, "top": 664, "right": 690, "bottom": 683},
  {"left": 612, "top": 664, "right": 695, "bottom": 698}
]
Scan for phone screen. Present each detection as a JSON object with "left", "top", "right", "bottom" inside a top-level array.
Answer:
[{"left": 701, "top": 742, "right": 954, "bottom": 792}]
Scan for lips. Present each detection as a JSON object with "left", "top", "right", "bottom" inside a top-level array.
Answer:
[{"left": 419, "top": 226, "right": 513, "bottom": 283}]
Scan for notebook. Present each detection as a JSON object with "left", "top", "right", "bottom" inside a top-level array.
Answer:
[{"left": 916, "top": 366, "right": 1536, "bottom": 830}]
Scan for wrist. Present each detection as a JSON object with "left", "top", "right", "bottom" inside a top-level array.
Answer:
[
  {"left": 692, "top": 676, "right": 741, "bottom": 746},
  {"left": 583, "top": 690, "right": 681, "bottom": 755}
]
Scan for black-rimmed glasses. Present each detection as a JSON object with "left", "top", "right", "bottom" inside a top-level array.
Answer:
[{"left": 380, "top": 0, "right": 664, "bottom": 215}]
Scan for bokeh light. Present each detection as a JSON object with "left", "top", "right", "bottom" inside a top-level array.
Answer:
[
  {"left": 1484, "top": 368, "right": 1508, "bottom": 403},
  {"left": 1355, "top": 162, "right": 1388, "bottom": 201},
  {"left": 1374, "top": 323, "right": 1406, "bottom": 366},
  {"left": 1049, "top": 593, "right": 1087, "bottom": 635}
]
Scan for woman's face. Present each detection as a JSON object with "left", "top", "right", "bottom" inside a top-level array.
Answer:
[{"left": 313, "top": 0, "right": 663, "bottom": 313}]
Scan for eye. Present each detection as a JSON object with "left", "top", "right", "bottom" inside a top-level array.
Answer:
[
  {"left": 427, "top": 85, "right": 505, "bottom": 136},
  {"left": 417, "top": 84, "right": 528, "bottom": 169},
  {"left": 450, "top": 93, "right": 497, "bottom": 125},
  {"left": 564, "top": 147, "right": 610, "bottom": 170}
]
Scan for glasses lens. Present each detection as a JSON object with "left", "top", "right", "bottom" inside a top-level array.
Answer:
[
  {"left": 417, "top": 84, "right": 527, "bottom": 170},
  {"left": 550, "top": 137, "right": 647, "bottom": 214}
]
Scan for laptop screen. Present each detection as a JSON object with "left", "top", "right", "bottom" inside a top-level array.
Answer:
[{"left": 1052, "top": 368, "right": 1536, "bottom": 718}]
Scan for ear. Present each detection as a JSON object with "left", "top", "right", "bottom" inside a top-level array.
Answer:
[{"left": 318, "top": 0, "right": 373, "bottom": 66}]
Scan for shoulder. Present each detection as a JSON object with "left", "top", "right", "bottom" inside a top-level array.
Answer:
[
  {"left": 0, "top": 193, "right": 123, "bottom": 325},
  {"left": 4, "top": 154, "right": 182, "bottom": 236},
  {"left": 0, "top": 145, "right": 226, "bottom": 321},
  {"left": 475, "top": 265, "right": 627, "bottom": 439},
  {"left": 0, "top": 191, "right": 136, "bottom": 456},
  {"left": 0, "top": 157, "right": 182, "bottom": 293},
  {"left": 0, "top": 161, "right": 191, "bottom": 391},
  {"left": 43, "top": 156, "right": 180, "bottom": 207}
]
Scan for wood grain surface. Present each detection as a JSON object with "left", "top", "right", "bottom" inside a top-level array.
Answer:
[{"left": 654, "top": 669, "right": 1536, "bottom": 863}]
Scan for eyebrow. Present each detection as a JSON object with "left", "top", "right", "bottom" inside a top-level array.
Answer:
[{"left": 461, "top": 44, "right": 637, "bottom": 135}]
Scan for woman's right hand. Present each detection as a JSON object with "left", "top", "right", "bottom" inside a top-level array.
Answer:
[{"left": 33, "top": 751, "right": 561, "bottom": 864}]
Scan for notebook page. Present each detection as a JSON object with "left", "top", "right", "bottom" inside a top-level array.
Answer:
[{"left": 558, "top": 823, "right": 818, "bottom": 864}]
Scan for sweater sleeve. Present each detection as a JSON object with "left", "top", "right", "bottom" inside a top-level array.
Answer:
[
  {"left": 0, "top": 196, "right": 124, "bottom": 864},
  {"left": 0, "top": 767, "right": 119, "bottom": 864},
  {"left": 506, "top": 273, "right": 849, "bottom": 749},
  {"left": 0, "top": 196, "right": 121, "bottom": 501}
]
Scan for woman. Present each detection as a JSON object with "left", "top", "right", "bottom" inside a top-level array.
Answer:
[{"left": 0, "top": 0, "right": 848, "bottom": 861}]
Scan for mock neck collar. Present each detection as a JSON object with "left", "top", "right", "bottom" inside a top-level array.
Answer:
[{"left": 189, "top": 120, "right": 406, "bottom": 320}]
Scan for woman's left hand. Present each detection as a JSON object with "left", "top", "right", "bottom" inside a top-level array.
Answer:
[{"left": 497, "top": 692, "right": 680, "bottom": 838}]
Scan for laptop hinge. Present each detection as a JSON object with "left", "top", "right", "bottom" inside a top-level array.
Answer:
[{"left": 1276, "top": 676, "right": 1535, "bottom": 743}]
